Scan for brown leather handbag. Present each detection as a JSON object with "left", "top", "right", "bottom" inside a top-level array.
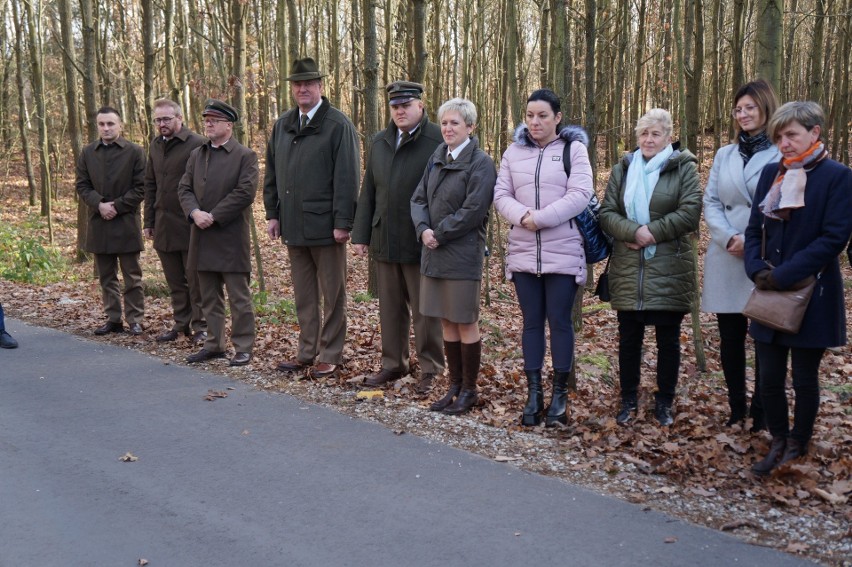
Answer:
[{"left": 742, "top": 224, "right": 818, "bottom": 334}]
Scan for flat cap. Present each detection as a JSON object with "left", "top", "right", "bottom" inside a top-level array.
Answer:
[
  {"left": 202, "top": 99, "right": 239, "bottom": 122},
  {"left": 386, "top": 81, "right": 424, "bottom": 106},
  {"left": 286, "top": 57, "right": 326, "bottom": 81}
]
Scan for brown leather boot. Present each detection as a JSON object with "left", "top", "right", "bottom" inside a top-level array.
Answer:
[
  {"left": 444, "top": 340, "right": 480, "bottom": 415},
  {"left": 751, "top": 436, "right": 787, "bottom": 476},
  {"left": 430, "top": 341, "right": 462, "bottom": 411}
]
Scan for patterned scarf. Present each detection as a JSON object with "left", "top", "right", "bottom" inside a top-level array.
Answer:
[
  {"left": 759, "top": 141, "right": 826, "bottom": 220},
  {"left": 624, "top": 144, "right": 674, "bottom": 259},
  {"left": 738, "top": 130, "right": 772, "bottom": 164}
]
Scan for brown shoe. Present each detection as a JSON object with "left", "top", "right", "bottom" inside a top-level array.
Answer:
[
  {"left": 311, "top": 362, "right": 338, "bottom": 378},
  {"left": 187, "top": 348, "right": 226, "bottom": 364},
  {"left": 415, "top": 373, "right": 435, "bottom": 395},
  {"left": 230, "top": 352, "right": 252, "bottom": 366},
  {"left": 156, "top": 328, "right": 186, "bottom": 342},
  {"left": 277, "top": 358, "right": 311, "bottom": 372},
  {"left": 363, "top": 369, "right": 402, "bottom": 387}
]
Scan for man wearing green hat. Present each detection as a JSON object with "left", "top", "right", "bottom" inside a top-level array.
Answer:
[
  {"left": 263, "top": 57, "right": 360, "bottom": 378},
  {"left": 352, "top": 81, "right": 444, "bottom": 393},
  {"left": 179, "top": 99, "right": 258, "bottom": 367}
]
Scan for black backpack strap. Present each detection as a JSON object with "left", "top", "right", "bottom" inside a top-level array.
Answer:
[{"left": 562, "top": 139, "right": 573, "bottom": 179}]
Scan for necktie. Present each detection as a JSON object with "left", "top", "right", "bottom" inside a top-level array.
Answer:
[
  {"left": 447, "top": 153, "right": 454, "bottom": 163},
  {"left": 398, "top": 131, "right": 411, "bottom": 149},
  {"left": 300, "top": 114, "right": 308, "bottom": 131}
]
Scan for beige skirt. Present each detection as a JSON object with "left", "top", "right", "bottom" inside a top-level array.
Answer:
[{"left": 419, "top": 276, "right": 481, "bottom": 324}]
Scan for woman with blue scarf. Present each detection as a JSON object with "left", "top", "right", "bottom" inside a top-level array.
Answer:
[{"left": 599, "top": 109, "right": 702, "bottom": 427}]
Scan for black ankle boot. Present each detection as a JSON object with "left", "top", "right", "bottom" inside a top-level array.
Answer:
[
  {"left": 616, "top": 396, "right": 638, "bottom": 426},
  {"left": 752, "top": 436, "right": 787, "bottom": 476},
  {"left": 430, "top": 340, "right": 462, "bottom": 411},
  {"left": 777, "top": 438, "right": 806, "bottom": 468},
  {"left": 654, "top": 399, "right": 674, "bottom": 427},
  {"left": 725, "top": 396, "right": 747, "bottom": 427},
  {"left": 521, "top": 370, "right": 544, "bottom": 426},
  {"left": 545, "top": 371, "right": 570, "bottom": 427}
]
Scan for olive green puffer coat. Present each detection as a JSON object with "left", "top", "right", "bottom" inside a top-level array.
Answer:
[{"left": 599, "top": 144, "right": 702, "bottom": 312}]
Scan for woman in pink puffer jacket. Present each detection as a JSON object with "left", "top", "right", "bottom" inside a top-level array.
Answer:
[{"left": 493, "top": 89, "right": 594, "bottom": 427}]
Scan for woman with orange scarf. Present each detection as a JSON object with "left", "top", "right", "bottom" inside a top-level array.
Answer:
[{"left": 744, "top": 101, "right": 852, "bottom": 475}]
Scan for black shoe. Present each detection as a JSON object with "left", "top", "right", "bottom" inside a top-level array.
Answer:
[
  {"left": 230, "top": 352, "right": 252, "bottom": 366},
  {"left": 777, "top": 438, "right": 806, "bottom": 468},
  {"left": 0, "top": 331, "right": 18, "bottom": 349},
  {"left": 187, "top": 348, "right": 226, "bottom": 363},
  {"left": 191, "top": 330, "right": 208, "bottom": 345},
  {"left": 156, "top": 329, "right": 180, "bottom": 342},
  {"left": 94, "top": 321, "right": 123, "bottom": 335},
  {"left": 521, "top": 370, "right": 544, "bottom": 426},
  {"left": 654, "top": 399, "right": 674, "bottom": 427},
  {"left": 616, "top": 398, "right": 638, "bottom": 426},
  {"left": 752, "top": 436, "right": 787, "bottom": 476},
  {"left": 415, "top": 373, "right": 435, "bottom": 395},
  {"left": 545, "top": 370, "right": 570, "bottom": 427},
  {"left": 128, "top": 323, "right": 144, "bottom": 336}
]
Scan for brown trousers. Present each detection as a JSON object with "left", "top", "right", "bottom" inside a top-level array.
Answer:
[
  {"left": 287, "top": 244, "right": 347, "bottom": 365},
  {"left": 376, "top": 260, "right": 443, "bottom": 374},
  {"left": 156, "top": 249, "right": 206, "bottom": 333},
  {"left": 198, "top": 271, "right": 255, "bottom": 353},
  {"left": 95, "top": 253, "right": 144, "bottom": 325}
]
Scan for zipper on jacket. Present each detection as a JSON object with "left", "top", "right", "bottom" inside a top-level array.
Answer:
[
  {"left": 535, "top": 147, "right": 544, "bottom": 276},
  {"left": 637, "top": 252, "right": 645, "bottom": 310}
]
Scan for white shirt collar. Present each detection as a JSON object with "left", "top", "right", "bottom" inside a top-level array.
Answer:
[
  {"left": 302, "top": 99, "right": 323, "bottom": 122},
  {"left": 448, "top": 137, "right": 471, "bottom": 161}
]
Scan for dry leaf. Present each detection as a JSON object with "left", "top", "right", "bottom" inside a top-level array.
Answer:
[
  {"left": 812, "top": 488, "right": 849, "bottom": 505},
  {"left": 119, "top": 452, "right": 138, "bottom": 462},
  {"left": 720, "top": 519, "right": 759, "bottom": 531},
  {"left": 494, "top": 455, "right": 522, "bottom": 462},
  {"left": 784, "top": 542, "right": 810, "bottom": 553},
  {"left": 356, "top": 390, "right": 384, "bottom": 400},
  {"left": 138, "top": 560, "right": 149, "bottom": 566},
  {"left": 204, "top": 390, "right": 228, "bottom": 401},
  {"left": 664, "top": 537, "right": 677, "bottom": 544}
]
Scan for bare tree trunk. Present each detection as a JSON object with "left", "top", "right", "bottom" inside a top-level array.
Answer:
[
  {"left": 11, "top": 0, "right": 36, "bottom": 206},
  {"left": 410, "top": 0, "right": 427, "bottom": 83},
  {"left": 165, "top": 0, "right": 180, "bottom": 103},
  {"left": 711, "top": 0, "right": 723, "bottom": 150},
  {"left": 141, "top": 0, "right": 154, "bottom": 134},
  {"left": 59, "top": 0, "right": 88, "bottom": 260},
  {"left": 630, "top": 0, "right": 646, "bottom": 149},
  {"left": 755, "top": 0, "right": 782, "bottom": 87},
  {"left": 80, "top": 0, "right": 99, "bottom": 139},
  {"left": 684, "top": 0, "right": 704, "bottom": 153},
  {"left": 808, "top": 0, "right": 825, "bottom": 104}
]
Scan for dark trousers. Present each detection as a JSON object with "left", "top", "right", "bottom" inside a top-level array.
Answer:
[
  {"left": 755, "top": 341, "right": 824, "bottom": 446},
  {"left": 513, "top": 272, "right": 578, "bottom": 372},
  {"left": 617, "top": 311, "right": 684, "bottom": 404},
  {"left": 157, "top": 249, "right": 206, "bottom": 333},
  {"left": 717, "top": 313, "right": 761, "bottom": 413},
  {"left": 0, "top": 302, "right": 5, "bottom": 332}
]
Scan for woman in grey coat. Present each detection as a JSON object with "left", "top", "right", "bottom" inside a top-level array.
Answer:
[
  {"left": 701, "top": 79, "right": 779, "bottom": 429},
  {"left": 411, "top": 98, "right": 496, "bottom": 416}
]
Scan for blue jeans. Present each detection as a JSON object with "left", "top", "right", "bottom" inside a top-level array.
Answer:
[{"left": 512, "top": 273, "right": 578, "bottom": 372}]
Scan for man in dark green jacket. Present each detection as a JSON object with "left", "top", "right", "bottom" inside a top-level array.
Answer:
[
  {"left": 76, "top": 106, "right": 146, "bottom": 336},
  {"left": 352, "top": 81, "right": 444, "bottom": 393},
  {"left": 263, "top": 58, "right": 360, "bottom": 378}
]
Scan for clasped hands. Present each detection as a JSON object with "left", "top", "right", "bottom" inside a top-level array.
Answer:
[
  {"left": 625, "top": 225, "right": 656, "bottom": 250},
  {"left": 98, "top": 201, "right": 118, "bottom": 220}
]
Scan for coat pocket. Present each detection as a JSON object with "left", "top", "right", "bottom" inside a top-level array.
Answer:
[{"left": 302, "top": 200, "right": 334, "bottom": 240}]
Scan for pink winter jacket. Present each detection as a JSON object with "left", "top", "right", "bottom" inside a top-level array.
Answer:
[{"left": 493, "top": 125, "right": 594, "bottom": 283}]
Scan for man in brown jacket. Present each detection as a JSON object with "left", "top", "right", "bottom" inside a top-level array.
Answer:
[
  {"left": 144, "top": 98, "right": 207, "bottom": 344},
  {"left": 178, "top": 100, "right": 258, "bottom": 367},
  {"left": 76, "top": 107, "right": 146, "bottom": 335}
]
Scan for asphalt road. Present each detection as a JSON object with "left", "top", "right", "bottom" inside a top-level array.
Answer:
[{"left": 0, "top": 319, "right": 815, "bottom": 567}]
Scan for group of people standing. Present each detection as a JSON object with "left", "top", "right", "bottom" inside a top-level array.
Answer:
[{"left": 62, "top": 56, "right": 852, "bottom": 477}]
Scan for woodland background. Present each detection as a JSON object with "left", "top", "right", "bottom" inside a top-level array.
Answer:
[{"left": 0, "top": 0, "right": 851, "bottom": 563}]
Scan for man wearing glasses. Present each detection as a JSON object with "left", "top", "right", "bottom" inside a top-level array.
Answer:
[
  {"left": 178, "top": 100, "right": 258, "bottom": 367},
  {"left": 144, "top": 99, "right": 208, "bottom": 344}
]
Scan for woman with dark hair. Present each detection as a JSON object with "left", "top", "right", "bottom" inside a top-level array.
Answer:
[
  {"left": 599, "top": 108, "right": 702, "bottom": 427},
  {"left": 411, "top": 98, "right": 496, "bottom": 416},
  {"left": 745, "top": 101, "right": 852, "bottom": 475},
  {"left": 701, "top": 79, "right": 779, "bottom": 429},
  {"left": 493, "top": 89, "right": 594, "bottom": 426}
]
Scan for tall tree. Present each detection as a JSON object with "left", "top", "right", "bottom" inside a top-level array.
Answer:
[
  {"left": 79, "top": 0, "right": 99, "bottom": 139},
  {"left": 11, "top": 0, "right": 36, "bottom": 205},
  {"left": 755, "top": 0, "right": 783, "bottom": 87}
]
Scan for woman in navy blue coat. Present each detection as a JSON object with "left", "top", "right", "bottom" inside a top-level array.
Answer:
[{"left": 744, "top": 101, "right": 852, "bottom": 475}]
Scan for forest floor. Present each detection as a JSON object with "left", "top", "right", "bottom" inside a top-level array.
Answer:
[{"left": 1, "top": 158, "right": 850, "bottom": 566}]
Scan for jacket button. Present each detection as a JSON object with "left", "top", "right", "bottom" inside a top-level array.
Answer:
[
  {"left": 725, "top": 205, "right": 732, "bottom": 210},
  {"left": 747, "top": 202, "right": 752, "bottom": 207}
]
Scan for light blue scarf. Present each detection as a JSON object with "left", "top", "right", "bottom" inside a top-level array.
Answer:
[{"left": 623, "top": 144, "right": 673, "bottom": 259}]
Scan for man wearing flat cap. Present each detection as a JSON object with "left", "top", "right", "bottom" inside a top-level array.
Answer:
[
  {"left": 179, "top": 99, "right": 258, "bottom": 367},
  {"left": 264, "top": 57, "right": 360, "bottom": 378},
  {"left": 352, "top": 81, "right": 444, "bottom": 393}
]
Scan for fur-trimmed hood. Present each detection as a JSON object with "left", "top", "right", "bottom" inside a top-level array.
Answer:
[{"left": 512, "top": 123, "right": 589, "bottom": 149}]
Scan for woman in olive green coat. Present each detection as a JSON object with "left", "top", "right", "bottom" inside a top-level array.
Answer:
[{"left": 599, "top": 108, "right": 702, "bottom": 427}]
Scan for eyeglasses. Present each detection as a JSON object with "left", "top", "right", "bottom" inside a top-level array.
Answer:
[
  {"left": 153, "top": 116, "right": 175, "bottom": 124},
  {"left": 732, "top": 105, "right": 759, "bottom": 116}
]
